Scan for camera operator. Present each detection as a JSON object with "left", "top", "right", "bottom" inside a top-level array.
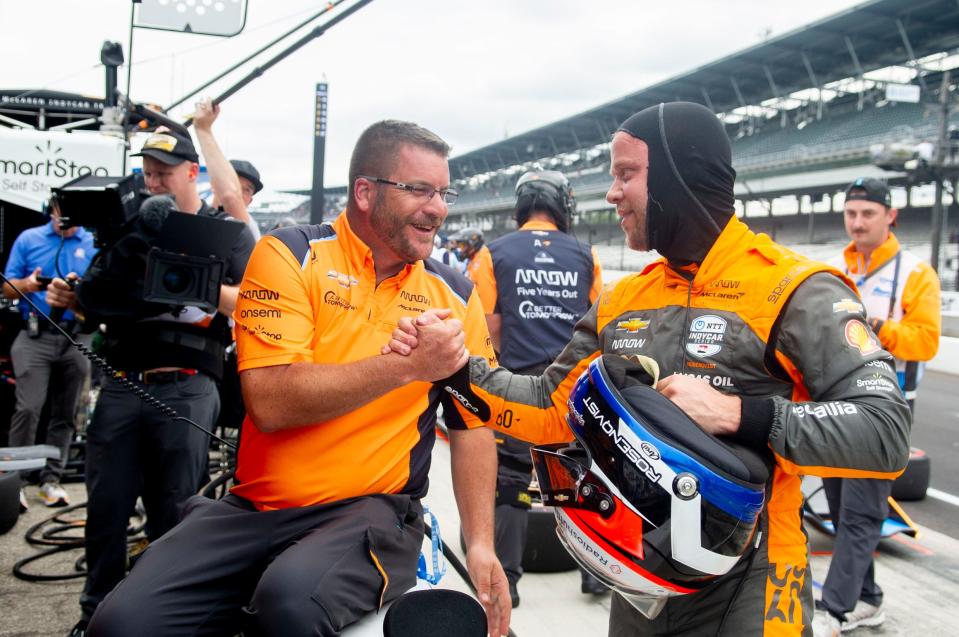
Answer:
[
  {"left": 46, "top": 127, "right": 256, "bottom": 636},
  {"left": 2, "top": 196, "right": 96, "bottom": 510}
]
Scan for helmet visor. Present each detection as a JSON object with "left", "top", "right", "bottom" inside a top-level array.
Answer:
[{"left": 531, "top": 444, "right": 648, "bottom": 560}]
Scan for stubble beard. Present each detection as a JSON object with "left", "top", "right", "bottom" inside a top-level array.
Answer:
[{"left": 371, "top": 192, "right": 436, "bottom": 263}]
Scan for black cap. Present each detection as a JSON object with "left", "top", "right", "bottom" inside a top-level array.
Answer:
[
  {"left": 845, "top": 177, "right": 891, "bottom": 208},
  {"left": 132, "top": 127, "right": 198, "bottom": 165},
  {"left": 230, "top": 159, "right": 263, "bottom": 193}
]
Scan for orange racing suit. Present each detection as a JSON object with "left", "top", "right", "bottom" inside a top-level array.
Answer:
[{"left": 446, "top": 215, "right": 911, "bottom": 635}]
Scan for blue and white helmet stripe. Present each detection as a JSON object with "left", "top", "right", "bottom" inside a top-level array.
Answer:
[{"left": 572, "top": 359, "right": 764, "bottom": 522}]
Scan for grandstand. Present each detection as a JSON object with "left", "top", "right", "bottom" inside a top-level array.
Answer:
[{"left": 440, "top": 0, "right": 959, "bottom": 290}]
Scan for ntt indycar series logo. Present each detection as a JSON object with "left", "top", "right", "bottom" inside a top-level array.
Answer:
[{"left": 686, "top": 314, "right": 726, "bottom": 358}]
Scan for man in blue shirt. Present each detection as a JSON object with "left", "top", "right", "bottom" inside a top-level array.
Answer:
[{"left": 2, "top": 196, "right": 96, "bottom": 508}]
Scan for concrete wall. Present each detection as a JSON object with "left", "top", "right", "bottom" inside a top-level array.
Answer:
[{"left": 928, "top": 336, "right": 959, "bottom": 376}]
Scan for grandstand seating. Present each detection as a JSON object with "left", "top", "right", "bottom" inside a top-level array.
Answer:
[
  {"left": 730, "top": 100, "right": 947, "bottom": 174},
  {"left": 452, "top": 96, "right": 959, "bottom": 217}
]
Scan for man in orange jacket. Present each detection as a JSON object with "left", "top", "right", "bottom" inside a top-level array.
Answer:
[
  {"left": 388, "top": 103, "right": 911, "bottom": 636},
  {"left": 813, "top": 177, "right": 941, "bottom": 636}
]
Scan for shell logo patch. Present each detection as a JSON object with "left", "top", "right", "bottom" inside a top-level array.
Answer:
[{"left": 845, "top": 320, "right": 879, "bottom": 355}]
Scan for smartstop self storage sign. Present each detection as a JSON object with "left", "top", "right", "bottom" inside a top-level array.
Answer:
[{"left": 0, "top": 128, "right": 125, "bottom": 211}]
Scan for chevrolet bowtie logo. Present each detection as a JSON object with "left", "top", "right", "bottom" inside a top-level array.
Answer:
[
  {"left": 832, "top": 299, "right": 864, "bottom": 314},
  {"left": 615, "top": 318, "right": 650, "bottom": 333},
  {"left": 553, "top": 493, "right": 570, "bottom": 502}
]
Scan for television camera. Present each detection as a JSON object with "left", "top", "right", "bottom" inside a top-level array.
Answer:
[{"left": 52, "top": 174, "right": 240, "bottom": 314}]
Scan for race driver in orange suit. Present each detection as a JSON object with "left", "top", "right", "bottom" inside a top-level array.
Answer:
[{"left": 386, "top": 102, "right": 911, "bottom": 636}]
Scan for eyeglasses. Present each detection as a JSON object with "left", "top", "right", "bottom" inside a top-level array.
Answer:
[{"left": 358, "top": 175, "right": 458, "bottom": 205}]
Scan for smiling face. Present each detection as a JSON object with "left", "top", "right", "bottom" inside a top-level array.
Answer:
[
  {"left": 606, "top": 132, "right": 650, "bottom": 252},
  {"left": 360, "top": 143, "right": 450, "bottom": 268}
]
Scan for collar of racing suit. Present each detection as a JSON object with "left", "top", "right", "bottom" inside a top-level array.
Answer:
[
  {"left": 639, "top": 214, "right": 752, "bottom": 292},
  {"left": 842, "top": 232, "right": 900, "bottom": 277},
  {"left": 618, "top": 102, "right": 736, "bottom": 266}
]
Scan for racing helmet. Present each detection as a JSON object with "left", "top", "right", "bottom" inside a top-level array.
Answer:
[
  {"left": 450, "top": 227, "right": 484, "bottom": 260},
  {"left": 514, "top": 170, "right": 575, "bottom": 233},
  {"left": 531, "top": 355, "right": 771, "bottom": 617}
]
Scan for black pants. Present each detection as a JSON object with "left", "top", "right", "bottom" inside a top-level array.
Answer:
[
  {"left": 8, "top": 331, "right": 89, "bottom": 484},
  {"left": 494, "top": 500, "right": 528, "bottom": 585},
  {"left": 87, "top": 493, "right": 424, "bottom": 637},
  {"left": 493, "top": 363, "right": 544, "bottom": 585},
  {"left": 80, "top": 373, "right": 219, "bottom": 621},
  {"left": 819, "top": 477, "right": 892, "bottom": 618}
]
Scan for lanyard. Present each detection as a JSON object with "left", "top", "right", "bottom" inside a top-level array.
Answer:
[
  {"left": 416, "top": 505, "right": 446, "bottom": 585},
  {"left": 848, "top": 250, "right": 901, "bottom": 320}
]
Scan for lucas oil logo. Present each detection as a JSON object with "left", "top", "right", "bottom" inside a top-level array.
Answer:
[{"left": 686, "top": 314, "right": 726, "bottom": 358}]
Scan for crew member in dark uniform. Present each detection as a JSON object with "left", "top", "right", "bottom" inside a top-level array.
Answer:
[{"left": 470, "top": 170, "right": 603, "bottom": 606}]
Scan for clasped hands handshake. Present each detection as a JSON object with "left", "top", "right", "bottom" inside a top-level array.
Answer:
[
  {"left": 381, "top": 308, "right": 742, "bottom": 436},
  {"left": 380, "top": 308, "right": 470, "bottom": 382}
]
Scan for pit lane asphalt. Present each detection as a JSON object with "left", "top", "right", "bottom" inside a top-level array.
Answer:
[
  {"left": 900, "top": 371, "right": 959, "bottom": 535},
  {"left": 2, "top": 373, "right": 958, "bottom": 637}
]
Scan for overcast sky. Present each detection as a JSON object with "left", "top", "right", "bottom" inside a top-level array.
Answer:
[{"left": 2, "top": 0, "right": 866, "bottom": 190}]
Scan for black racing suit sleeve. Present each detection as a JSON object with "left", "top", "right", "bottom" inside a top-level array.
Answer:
[
  {"left": 759, "top": 273, "right": 911, "bottom": 478},
  {"left": 442, "top": 300, "right": 603, "bottom": 445}
]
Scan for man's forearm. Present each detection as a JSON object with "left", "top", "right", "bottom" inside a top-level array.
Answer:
[
  {"left": 485, "top": 313, "right": 502, "bottom": 353},
  {"left": 2, "top": 278, "right": 32, "bottom": 300},
  {"left": 448, "top": 426, "right": 497, "bottom": 548},
  {"left": 195, "top": 128, "right": 252, "bottom": 223},
  {"left": 196, "top": 128, "right": 241, "bottom": 195},
  {"left": 241, "top": 353, "right": 419, "bottom": 432},
  {"left": 218, "top": 284, "right": 239, "bottom": 316}
]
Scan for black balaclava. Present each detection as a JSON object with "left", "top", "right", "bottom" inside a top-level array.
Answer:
[{"left": 617, "top": 102, "right": 736, "bottom": 265}]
